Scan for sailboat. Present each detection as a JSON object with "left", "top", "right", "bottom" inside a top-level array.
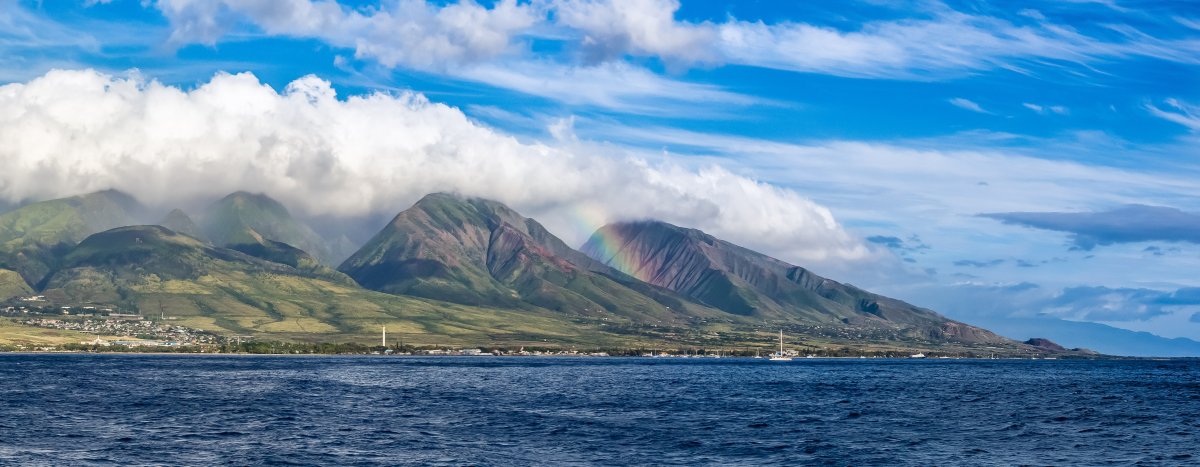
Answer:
[{"left": 770, "top": 330, "right": 793, "bottom": 361}]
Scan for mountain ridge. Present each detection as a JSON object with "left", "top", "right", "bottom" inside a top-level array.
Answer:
[
  {"left": 339, "top": 193, "right": 720, "bottom": 324},
  {"left": 0, "top": 190, "right": 1102, "bottom": 354},
  {"left": 581, "top": 220, "right": 1009, "bottom": 345},
  {"left": 37, "top": 224, "right": 633, "bottom": 346},
  {"left": 0, "top": 190, "right": 146, "bottom": 287}
]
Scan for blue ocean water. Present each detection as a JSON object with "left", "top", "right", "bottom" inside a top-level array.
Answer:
[{"left": 0, "top": 356, "right": 1196, "bottom": 466}]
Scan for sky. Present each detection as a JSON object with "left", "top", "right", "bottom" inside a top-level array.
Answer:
[{"left": 1, "top": 0, "right": 1198, "bottom": 349}]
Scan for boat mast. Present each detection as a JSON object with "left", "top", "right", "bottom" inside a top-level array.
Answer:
[
  {"left": 382, "top": 325, "right": 387, "bottom": 347},
  {"left": 779, "top": 329, "right": 784, "bottom": 355}
]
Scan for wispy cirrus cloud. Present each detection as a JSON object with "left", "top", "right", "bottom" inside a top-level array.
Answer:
[
  {"left": 580, "top": 123, "right": 1200, "bottom": 220},
  {"left": 452, "top": 60, "right": 764, "bottom": 116},
  {"left": 138, "top": 0, "right": 1200, "bottom": 104},
  {"left": 154, "top": 0, "right": 538, "bottom": 70},
  {"left": 550, "top": 0, "right": 1200, "bottom": 78},
  {"left": 1023, "top": 102, "right": 1069, "bottom": 115},
  {"left": 949, "top": 98, "right": 989, "bottom": 114},
  {"left": 0, "top": 2, "right": 106, "bottom": 81},
  {"left": 146, "top": 0, "right": 770, "bottom": 114},
  {"left": 1146, "top": 98, "right": 1200, "bottom": 132}
]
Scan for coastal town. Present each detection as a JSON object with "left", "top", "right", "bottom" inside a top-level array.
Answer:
[{"left": 3, "top": 298, "right": 217, "bottom": 348}]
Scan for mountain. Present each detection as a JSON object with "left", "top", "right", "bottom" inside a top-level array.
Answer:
[
  {"left": 967, "top": 316, "right": 1200, "bottom": 357},
  {"left": 157, "top": 209, "right": 206, "bottom": 241},
  {"left": 226, "top": 238, "right": 353, "bottom": 284},
  {"left": 198, "top": 192, "right": 333, "bottom": 264},
  {"left": 0, "top": 190, "right": 144, "bottom": 287},
  {"left": 1024, "top": 337, "right": 1067, "bottom": 352},
  {"left": 0, "top": 269, "right": 33, "bottom": 301},
  {"left": 339, "top": 193, "right": 717, "bottom": 323},
  {"left": 582, "top": 221, "right": 1009, "bottom": 345},
  {"left": 40, "top": 225, "right": 625, "bottom": 345},
  {"left": 0, "top": 190, "right": 1094, "bottom": 354}
]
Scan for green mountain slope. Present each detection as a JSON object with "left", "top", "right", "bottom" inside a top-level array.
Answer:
[
  {"left": 226, "top": 238, "right": 356, "bottom": 285},
  {"left": 582, "top": 221, "right": 1009, "bottom": 345},
  {"left": 198, "top": 192, "right": 333, "bottom": 264},
  {"left": 0, "top": 269, "right": 33, "bottom": 301},
  {"left": 157, "top": 209, "right": 207, "bottom": 241},
  {"left": 0, "top": 190, "right": 143, "bottom": 286},
  {"left": 339, "top": 193, "right": 719, "bottom": 324},
  {"left": 39, "top": 225, "right": 629, "bottom": 346}
]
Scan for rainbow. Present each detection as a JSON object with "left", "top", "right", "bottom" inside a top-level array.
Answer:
[{"left": 566, "top": 202, "right": 650, "bottom": 283}]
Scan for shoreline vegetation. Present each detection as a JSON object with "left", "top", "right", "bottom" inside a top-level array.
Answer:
[
  {"left": 0, "top": 317, "right": 1093, "bottom": 359},
  {"left": 0, "top": 311, "right": 1099, "bottom": 358},
  {"left": 0, "top": 342, "right": 1116, "bottom": 359},
  {"left": 0, "top": 348, "right": 1171, "bottom": 360}
]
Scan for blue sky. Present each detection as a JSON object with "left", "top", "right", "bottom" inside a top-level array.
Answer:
[{"left": 2, "top": 0, "right": 1199, "bottom": 352}]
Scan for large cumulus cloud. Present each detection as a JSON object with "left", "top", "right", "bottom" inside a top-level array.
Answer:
[{"left": 0, "top": 69, "right": 869, "bottom": 265}]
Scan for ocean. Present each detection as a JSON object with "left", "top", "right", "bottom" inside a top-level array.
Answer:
[{"left": 0, "top": 355, "right": 1196, "bottom": 466}]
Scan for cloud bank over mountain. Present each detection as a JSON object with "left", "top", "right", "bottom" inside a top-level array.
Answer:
[{"left": 0, "top": 69, "right": 868, "bottom": 266}]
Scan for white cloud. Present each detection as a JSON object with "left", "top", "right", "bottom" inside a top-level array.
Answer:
[
  {"left": 583, "top": 121, "right": 1200, "bottom": 286},
  {"left": 0, "top": 2, "right": 102, "bottom": 53},
  {"left": 154, "top": 0, "right": 538, "bottom": 70},
  {"left": 147, "top": 0, "right": 1200, "bottom": 82},
  {"left": 1023, "top": 102, "right": 1070, "bottom": 115},
  {"left": 555, "top": 1, "right": 1200, "bottom": 78},
  {"left": 949, "top": 98, "right": 989, "bottom": 114},
  {"left": 150, "top": 1, "right": 764, "bottom": 114},
  {"left": 454, "top": 60, "right": 760, "bottom": 115},
  {"left": 1147, "top": 98, "right": 1200, "bottom": 131},
  {"left": 1177, "top": 16, "right": 1200, "bottom": 31},
  {"left": 0, "top": 69, "right": 869, "bottom": 266},
  {"left": 595, "top": 124, "right": 1200, "bottom": 221},
  {"left": 551, "top": 0, "right": 717, "bottom": 66}
]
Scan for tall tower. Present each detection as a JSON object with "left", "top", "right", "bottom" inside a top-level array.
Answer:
[{"left": 382, "top": 325, "right": 387, "bottom": 347}]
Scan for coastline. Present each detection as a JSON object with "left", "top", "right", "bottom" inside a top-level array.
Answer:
[{"left": 0, "top": 350, "right": 1182, "bottom": 360}]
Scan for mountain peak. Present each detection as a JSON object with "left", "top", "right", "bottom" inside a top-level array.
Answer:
[
  {"left": 87, "top": 188, "right": 137, "bottom": 201},
  {"left": 408, "top": 192, "right": 524, "bottom": 226},
  {"left": 199, "top": 191, "right": 332, "bottom": 264},
  {"left": 215, "top": 191, "right": 292, "bottom": 216},
  {"left": 157, "top": 208, "right": 206, "bottom": 241},
  {"left": 413, "top": 191, "right": 461, "bottom": 204},
  {"left": 60, "top": 225, "right": 211, "bottom": 273}
]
